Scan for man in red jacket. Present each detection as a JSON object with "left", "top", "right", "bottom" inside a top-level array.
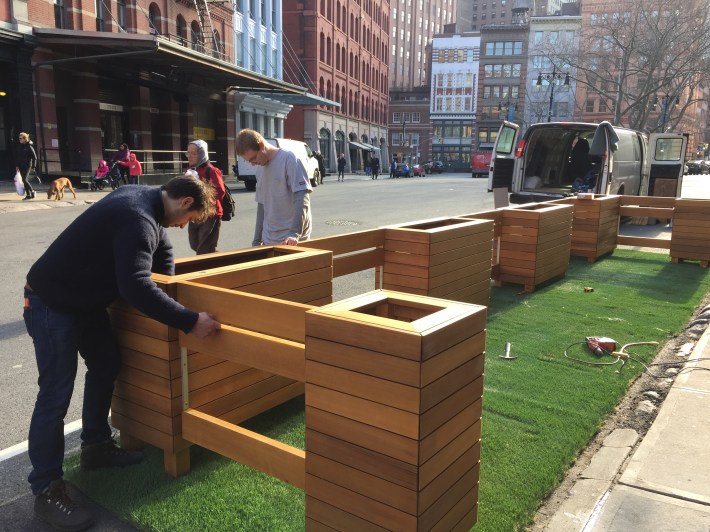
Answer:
[{"left": 186, "top": 139, "right": 226, "bottom": 254}]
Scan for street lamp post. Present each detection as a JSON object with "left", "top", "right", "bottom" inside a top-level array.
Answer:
[
  {"left": 401, "top": 119, "right": 407, "bottom": 163},
  {"left": 537, "top": 66, "right": 570, "bottom": 123}
]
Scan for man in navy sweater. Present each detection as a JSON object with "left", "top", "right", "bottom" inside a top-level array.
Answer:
[{"left": 23, "top": 175, "right": 221, "bottom": 531}]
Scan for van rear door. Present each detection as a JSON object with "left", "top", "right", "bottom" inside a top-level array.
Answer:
[
  {"left": 488, "top": 121, "right": 519, "bottom": 192},
  {"left": 646, "top": 133, "right": 688, "bottom": 197}
]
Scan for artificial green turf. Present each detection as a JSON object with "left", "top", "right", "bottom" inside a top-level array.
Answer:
[{"left": 66, "top": 249, "right": 710, "bottom": 531}]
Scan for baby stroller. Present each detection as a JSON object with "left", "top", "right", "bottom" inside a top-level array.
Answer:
[
  {"left": 90, "top": 160, "right": 110, "bottom": 191},
  {"left": 107, "top": 160, "right": 124, "bottom": 190}
]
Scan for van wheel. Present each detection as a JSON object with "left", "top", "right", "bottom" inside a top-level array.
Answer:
[{"left": 245, "top": 181, "right": 256, "bottom": 192}]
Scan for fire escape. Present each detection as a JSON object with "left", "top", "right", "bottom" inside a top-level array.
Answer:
[{"left": 192, "top": 0, "right": 223, "bottom": 58}]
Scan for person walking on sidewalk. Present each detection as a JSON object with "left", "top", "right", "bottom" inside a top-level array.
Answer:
[
  {"left": 14, "top": 132, "right": 37, "bottom": 200},
  {"left": 389, "top": 158, "right": 397, "bottom": 178},
  {"left": 371, "top": 155, "right": 380, "bottom": 180},
  {"left": 235, "top": 128, "right": 313, "bottom": 246},
  {"left": 186, "top": 139, "right": 226, "bottom": 255},
  {"left": 337, "top": 153, "right": 346, "bottom": 182},
  {"left": 23, "top": 175, "right": 221, "bottom": 531}
]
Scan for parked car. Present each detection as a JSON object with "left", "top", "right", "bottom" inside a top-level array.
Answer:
[
  {"left": 489, "top": 121, "right": 688, "bottom": 203},
  {"left": 685, "top": 159, "right": 709, "bottom": 175},
  {"left": 423, "top": 160, "right": 447, "bottom": 173},
  {"left": 394, "top": 163, "right": 411, "bottom": 177},
  {"left": 411, "top": 164, "right": 426, "bottom": 176}
]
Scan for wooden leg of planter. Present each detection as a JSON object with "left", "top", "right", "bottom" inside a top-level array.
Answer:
[
  {"left": 164, "top": 448, "right": 191, "bottom": 478},
  {"left": 524, "top": 284, "right": 535, "bottom": 293},
  {"left": 701, "top": 261, "right": 709, "bottom": 268},
  {"left": 494, "top": 279, "right": 503, "bottom": 287},
  {"left": 671, "top": 257, "right": 681, "bottom": 264},
  {"left": 119, "top": 431, "right": 145, "bottom": 451}
]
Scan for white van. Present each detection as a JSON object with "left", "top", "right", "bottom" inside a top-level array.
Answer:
[
  {"left": 235, "top": 138, "right": 320, "bottom": 190},
  {"left": 488, "top": 121, "right": 688, "bottom": 203}
]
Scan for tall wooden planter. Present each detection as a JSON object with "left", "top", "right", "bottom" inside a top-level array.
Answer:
[
  {"left": 304, "top": 290, "right": 486, "bottom": 531},
  {"left": 561, "top": 195, "right": 620, "bottom": 262},
  {"left": 382, "top": 217, "right": 494, "bottom": 305},
  {"left": 497, "top": 203, "right": 574, "bottom": 292},
  {"left": 670, "top": 199, "right": 710, "bottom": 267},
  {"left": 109, "top": 246, "right": 332, "bottom": 476}
]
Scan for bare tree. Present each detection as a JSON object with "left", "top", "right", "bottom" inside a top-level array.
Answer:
[{"left": 541, "top": 0, "right": 710, "bottom": 132}]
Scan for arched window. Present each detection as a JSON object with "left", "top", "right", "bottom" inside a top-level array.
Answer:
[
  {"left": 320, "top": 0, "right": 325, "bottom": 16},
  {"left": 190, "top": 21, "right": 203, "bottom": 52},
  {"left": 341, "top": 48, "right": 346, "bottom": 72},
  {"left": 336, "top": 1, "right": 340, "bottom": 27},
  {"left": 148, "top": 3, "right": 161, "bottom": 34},
  {"left": 335, "top": 130, "right": 345, "bottom": 159},
  {"left": 349, "top": 52, "right": 353, "bottom": 76},
  {"left": 176, "top": 15, "right": 187, "bottom": 46},
  {"left": 348, "top": 90, "right": 353, "bottom": 115},
  {"left": 213, "top": 31, "right": 222, "bottom": 59},
  {"left": 326, "top": 37, "right": 332, "bottom": 64},
  {"left": 320, "top": 32, "right": 325, "bottom": 62},
  {"left": 342, "top": 6, "right": 347, "bottom": 31},
  {"left": 319, "top": 77, "right": 325, "bottom": 98},
  {"left": 326, "top": 0, "right": 331, "bottom": 20},
  {"left": 335, "top": 43, "right": 340, "bottom": 70},
  {"left": 350, "top": 14, "right": 354, "bottom": 37}
]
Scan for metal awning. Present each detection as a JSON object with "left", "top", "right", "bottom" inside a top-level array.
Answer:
[
  {"left": 349, "top": 141, "right": 379, "bottom": 151},
  {"left": 31, "top": 29, "right": 338, "bottom": 104}
]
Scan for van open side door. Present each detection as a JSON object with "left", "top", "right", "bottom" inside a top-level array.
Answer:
[
  {"left": 645, "top": 133, "right": 688, "bottom": 197},
  {"left": 487, "top": 121, "right": 519, "bottom": 192}
]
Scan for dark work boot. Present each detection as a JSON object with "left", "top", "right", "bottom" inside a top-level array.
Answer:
[
  {"left": 34, "top": 479, "right": 94, "bottom": 531},
  {"left": 80, "top": 438, "right": 143, "bottom": 470}
]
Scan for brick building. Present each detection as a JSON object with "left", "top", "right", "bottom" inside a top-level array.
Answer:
[
  {"left": 281, "top": 0, "right": 390, "bottom": 173},
  {"left": 1, "top": 0, "right": 314, "bottom": 181}
]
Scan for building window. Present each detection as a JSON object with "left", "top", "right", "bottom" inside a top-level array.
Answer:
[
  {"left": 117, "top": 0, "right": 126, "bottom": 30},
  {"left": 403, "top": 112, "right": 411, "bottom": 123},
  {"left": 393, "top": 112, "right": 401, "bottom": 123},
  {"left": 392, "top": 132, "right": 401, "bottom": 146},
  {"left": 176, "top": 16, "right": 187, "bottom": 46},
  {"left": 191, "top": 21, "right": 203, "bottom": 52},
  {"left": 148, "top": 3, "right": 160, "bottom": 34},
  {"left": 412, "top": 112, "right": 420, "bottom": 123},
  {"left": 95, "top": 0, "right": 106, "bottom": 31},
  {"left": 54, "top": 0, "right": 66, "bottom": 28},
  {"left": 586, "top": 100, "right": 595, "bottom": 113}
]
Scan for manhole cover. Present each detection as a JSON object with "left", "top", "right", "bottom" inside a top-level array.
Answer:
[{"left": 324, "top": 220, "right": 361, "bottom": 226}]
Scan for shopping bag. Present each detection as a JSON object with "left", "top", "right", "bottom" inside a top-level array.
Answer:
[{"left": 14, "top": 170, "right": 25, "bottom": 196}]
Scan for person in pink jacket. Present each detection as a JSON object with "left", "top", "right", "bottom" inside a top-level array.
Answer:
[{"left": 120, "top": 153, "right": 143, "bottom": 184}]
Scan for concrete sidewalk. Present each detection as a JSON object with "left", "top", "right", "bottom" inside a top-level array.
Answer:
[{"left": 542, "top": 321, "right": 710, "bottom": 531}]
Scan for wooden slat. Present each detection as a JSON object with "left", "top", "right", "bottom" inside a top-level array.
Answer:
[
  {"left": 177, "top": 281, "right": 311, "bottom": 342},
  {"left": 305, "top": 474, "right": 416, "bottom": 530},
  {"left": 333, "top": 248, "right": 384, "bottom": 277},
  {"left": 179, "top": 324, "right": 306, "bottom": 381},
  {"left": 306, "top": 406, "right": 418, "bottom": 464},
  {"left": 306, "top": 496, "right": 387, "bottom": 532},
  {"left": 619, "top": 206, "right": 674, "bottom": 218},
  {"left": 617, "top": 235, "right": 671, "bottom": 249},
  {"left": 619, "top": 195, "right": 676, "bottom": 207},
  {"left": 218, "top": 381, "right": 304, "bottom": 425},
  {"left": 182, "top": 408, "right": 305, "bottom": 489},
  {"left": 306, "top": 229, "right": 385, "bottom": 256}
]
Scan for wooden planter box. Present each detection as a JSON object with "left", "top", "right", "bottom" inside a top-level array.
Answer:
[
  {"left": 304, "top": 290, "right": 486, "bottom": 531},
  {"left": 560, "top": 195, "right": 620, "bottom": 262},
  {"left": 670, "top": 199, "right": 710, "bottom": 267},
  {"left": 382, "top": 217, "right": 495, "bottom": 305},
  {"left": 497, "top": 203, "right": 574, "bottom": 292},
  {"left": 109, "top": 246, "right": 333, "bottom": 476}
]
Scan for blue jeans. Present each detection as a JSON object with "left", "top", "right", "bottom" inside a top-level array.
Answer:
[{"left": 23, "top": 288, "right": 121, "bottom": 494}]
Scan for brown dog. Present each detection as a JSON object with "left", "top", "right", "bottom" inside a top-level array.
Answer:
[{"left": 47, "top": 177, "right": 77, "bottom": 201}]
